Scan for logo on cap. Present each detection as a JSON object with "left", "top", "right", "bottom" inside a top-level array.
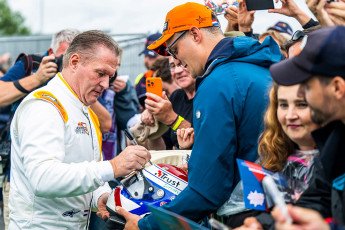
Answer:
[
  {"left": 163, "top": 21, "right": 168, "bottom": 32},
  {"left": 196, "top": 16, "right": 206, "bottom": 24}
]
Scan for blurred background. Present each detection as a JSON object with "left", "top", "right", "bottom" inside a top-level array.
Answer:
[{"left": 0, "top": 0, "right": 315, "bottom": 82}]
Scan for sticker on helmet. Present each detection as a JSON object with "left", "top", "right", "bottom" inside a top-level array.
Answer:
[{"left": 144, "top": 165, "right": 188, "bottom": 195}]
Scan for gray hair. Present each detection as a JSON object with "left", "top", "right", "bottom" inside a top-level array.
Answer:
[
  {"left": 50, "top": 29, "right": 80, "bottom": 54},
  {"left": 63, "top": 30, "right": 120, "bottom": 67}
]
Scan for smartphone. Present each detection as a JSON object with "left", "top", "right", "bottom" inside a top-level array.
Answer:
[
  {"left": 262, "top": 176, "right": 292, "bottom": 223},
  {"left": 245, "top": 0, "right": 274, "bottom": 11},
  {"left": 146, "top": 77, "right": 163, "bottom": 100}
]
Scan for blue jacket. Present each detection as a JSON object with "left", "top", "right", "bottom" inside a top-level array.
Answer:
[{"left": 139, "top": 36, "right": 281, "bottom": 230}]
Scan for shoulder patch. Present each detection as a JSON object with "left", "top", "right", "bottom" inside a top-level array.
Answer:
[
  {"left": 333, "top": 173, "right": 345, "bottom": 191},
  {"left": 33, "top": 90, "right": 68, "bottom": 123}
]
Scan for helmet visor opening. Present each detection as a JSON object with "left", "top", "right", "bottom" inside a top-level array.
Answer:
[{"left": 121, "top": 170, "right": 165, "bottom": 200}]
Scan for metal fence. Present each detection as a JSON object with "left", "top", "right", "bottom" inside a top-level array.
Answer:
[{"left": 0, "top": 33, "right": 148, "bottom": 83}]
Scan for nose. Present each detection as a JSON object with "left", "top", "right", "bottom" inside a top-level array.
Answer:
[
  {"left": 286, "top": 106, "right": 298, "bottom": 120},
  {"left": 100, "top": 77, "right": 109, "bottom": 89},
  {"left": 174, "top": 65, "right": 184, "bottom": 74}
]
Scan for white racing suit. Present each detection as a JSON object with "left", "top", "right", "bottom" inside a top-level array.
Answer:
[{"left": 9, "top": 73, "right": 114, "bottom": 229}]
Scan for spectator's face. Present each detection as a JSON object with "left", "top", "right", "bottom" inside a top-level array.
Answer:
[
  {"left": 48, "top": 41, "right": 70, "bottom": 57},
  {"left": 55, "top": 41, "right": 70, "bottom": 57},
  {"left": 169, "top": 57, "right": 195, "bottom": 90},
  {"left": 144, "top": 55, "right": 158, "bottom": 69},
  {"left": 74, "top": 45, "right": 117, "bottom": 105},
  {"left": 298, "top": 77, "right": 338, "bottom": 125},
  {"left": 277, "top": 85, "right": 319, "bottom": 148},
  {"left": 166, "top": 31, "right": 203, "bottom": 78}
]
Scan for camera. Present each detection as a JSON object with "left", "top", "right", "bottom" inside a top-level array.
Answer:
[{"left": 49, "top": 55, "right": 63, "bottom": 72}]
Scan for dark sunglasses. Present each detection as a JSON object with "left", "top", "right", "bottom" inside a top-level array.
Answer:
[{"left": 292, "top": 30, "right": 306, "bottom": 41}]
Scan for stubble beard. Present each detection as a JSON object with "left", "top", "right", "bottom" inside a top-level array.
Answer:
[{"left": 309, "top": 102, "right": 334, "bottom": 125}]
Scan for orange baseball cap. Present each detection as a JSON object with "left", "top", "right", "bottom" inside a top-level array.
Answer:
[{"left": 147, "top": 2, "right": 218, "bottom": 56}]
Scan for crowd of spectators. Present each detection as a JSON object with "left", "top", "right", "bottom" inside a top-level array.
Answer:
[{"left": 0, "top": 0, "right": 345, "bottom": 229}]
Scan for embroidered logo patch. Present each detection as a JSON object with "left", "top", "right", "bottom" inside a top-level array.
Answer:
[
  {"left": 62, "top": 209, "right": 81, "bottom": 218},
  {"left": 75, "top": 122, "right": 89, "bottom": 135},
  {"left": 196, "top": 16, "right": 206, "bottom": 24},
  {"left": 196, "top": 110, "right": 201, "bottom": 119},
  {"left": 163, "top": 21, "right": 168, "bottom": 32}
]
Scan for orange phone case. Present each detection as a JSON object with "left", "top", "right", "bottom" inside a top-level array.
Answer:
[{"left": 146, "top": 77, "right": 163, "bottom": 100}]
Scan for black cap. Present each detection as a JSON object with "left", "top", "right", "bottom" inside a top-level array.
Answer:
[{"left": 139, "top": 33, "right": 162, "bottom": 57}]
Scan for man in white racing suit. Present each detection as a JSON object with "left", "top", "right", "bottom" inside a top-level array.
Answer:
[{"left": 8, "top": 30, "right": 151, "bottom": 229}]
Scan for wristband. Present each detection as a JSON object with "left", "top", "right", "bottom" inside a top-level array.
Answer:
[
  {"left": 172, "top": 116, "right": 184, "bottom": 131},
  {"left": 168, "top": 114, "right": 179, "bottom": 127},
  {"left": 13, "top": 80, "right": 31, "bottom": 94}
]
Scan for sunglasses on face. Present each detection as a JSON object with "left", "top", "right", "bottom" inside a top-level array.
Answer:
[
  {"left": 165, "top": 30, "right": 187, "bottom": 59},
  {"left": 292, "top": 30, "right": 306, "bottom": 41}
]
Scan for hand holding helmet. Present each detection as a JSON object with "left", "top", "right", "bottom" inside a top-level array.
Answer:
[{"left": 105, "top": 164, "right": 188, "bottom": 229}]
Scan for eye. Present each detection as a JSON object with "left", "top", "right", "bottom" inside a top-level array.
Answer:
[
  {"left": 171, "top": 47, "right": 178, "bottom": 55},
  {"left": 278, "top": 103, "right": 288, "bottom": 108},
  {"left": 297, "top": 102, "right": 308, "bottom": 108}
]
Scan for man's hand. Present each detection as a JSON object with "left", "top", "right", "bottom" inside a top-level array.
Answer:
[
  {"left": 306, "top": 0, "right": 335, "bottom": 26},
  {"left": 145, "top": 92, "right": 177, "bottom": 125},
  {"left": 109, "top": 145, "right": 151, "bottom": 178},
  {"left": 177, "top": 128, "right": 194, "bottom": 149},
  {"left": 141, "top": 109, "right": 155, "bottom": 126},
  {"left": 326, "top": 0, "right": 345, "bottom": 25},
  {"left": 272, "top": 205, "right": 330, "bottom": 230},
  {"left": 238, "top": 0, "right": 255, "bottom": 33},
  {"left": 110, "top": 78, "right": 127, "bottom": 93},
  {"left": 224, "top": 6, "right": 239, "bottom": 31},
  {"left": 96, "top": 193, "right": 110, "bottom": 219},
  {"left": 234, "top": 217, "right": 263, "bottom": 230},
  {"left": 269, "top": 0, "right": 300, "bottom": 16},
  {"left": 268, "top": 0, "right": 311, "bottom": 26},
  {"left": 179, "top": 163, "right": 188, "bottom": 174},
  {"left": 316, "top": 0, "right": 335, "bottom": 26},
  {"left": 116, "top": 206, "right": 141, "bottom": 230},
  {"left": 34, "top": 55, "right": 58, "bottom": 85}
]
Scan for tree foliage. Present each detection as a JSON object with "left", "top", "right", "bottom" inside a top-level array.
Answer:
[{"left": 0, "top": 0, "right": 31, "bottom": 35}]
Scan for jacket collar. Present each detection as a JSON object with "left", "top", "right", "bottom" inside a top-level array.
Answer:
[{"left": 56, "top": 73, "right": 90, "bottom": 111}]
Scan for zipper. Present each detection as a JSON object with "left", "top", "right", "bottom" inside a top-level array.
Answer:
[{"left": 83, "top": 110, "right": 94, "bottom": 150}]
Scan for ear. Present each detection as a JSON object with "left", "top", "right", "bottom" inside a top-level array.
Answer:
[
  {"left": 332, "top": 76, "right": 345, "bottom": 100},
  {"left": 48, "top": 48, "right": 54, "bottom": 55},
  {"left": 189, "top": 26, "right": 202, "bottom": 44},
  {"left": 69, "top": 53, "right": 81, "bottom": 70}
]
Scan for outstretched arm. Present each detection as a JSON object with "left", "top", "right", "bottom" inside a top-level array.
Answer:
[{"left": 268, "top": 0, "right": 312, "bottom": 27}]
